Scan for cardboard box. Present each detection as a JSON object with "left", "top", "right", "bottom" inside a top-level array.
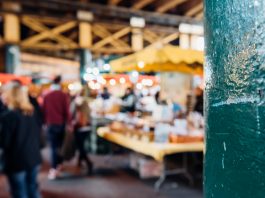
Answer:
[{"left": 129, "top": 153, "right": 162, "bottom": 179}]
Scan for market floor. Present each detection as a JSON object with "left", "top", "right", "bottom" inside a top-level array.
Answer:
[{"left": 0, "top": 154, "right": 202, "bottom": 198}]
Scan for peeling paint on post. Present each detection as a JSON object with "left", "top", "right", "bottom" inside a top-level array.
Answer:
[{"left": 205, "top": 0, "right": 265, "bottom": 197}]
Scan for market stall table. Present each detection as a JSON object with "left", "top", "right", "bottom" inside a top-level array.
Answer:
[
  {"left": 91, "top": 117, "right": 112, "bottom": 154},
  {"left": 97, "top": 127, "right": 204, "bottom": 191}
]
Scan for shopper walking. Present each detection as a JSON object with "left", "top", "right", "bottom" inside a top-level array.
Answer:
[
  {"left": 0, "top": 81, "right": 42, "bottom": 198},
  {"left": 72, "top": 90, "right": 93, "bottom": 175},
  {"left": 43, "top": 76, "right": 70, "bottom": 180}
]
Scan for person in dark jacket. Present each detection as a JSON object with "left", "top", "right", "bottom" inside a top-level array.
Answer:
[
  {"left": 0, "top": 81, "right": 42, "bottom": 198},
  {"left": 28, "top": 80, "right": 43, "bottom": 126},
  {"left": 100, "top": 87, "right": 111, "bottom": 100},
  {"left": 28, "top": 80, "right": 44, "bottom": 149},
  {"left": 120, "top": 87, "right": 136, "bottom": 113},
  {"left": 194, "top": 87, "right": 204, "bottom": 115},
  {"left": 43, "top": 76, "right": 70, "bottom": 180}
]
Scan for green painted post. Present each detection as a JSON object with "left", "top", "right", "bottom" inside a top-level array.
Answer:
[
  {"left": 204, "top": 0, "right": 265, "bottom": 197},
  {"left": 79, "top": 49, "right": 92, "bottom": 85},
  {"left": 5, "top": 45, "right": 20, "bottom": 73}
]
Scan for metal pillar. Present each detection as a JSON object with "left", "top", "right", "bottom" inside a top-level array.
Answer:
[
  {"left": 79, "top": 49, "right": 92, "bottom": 84},
  {"left": 205, "top": 0, "right": 265, "bottom": 197},
  {"left": 5, "top": 45, "right": 20, "bottom": 74}
]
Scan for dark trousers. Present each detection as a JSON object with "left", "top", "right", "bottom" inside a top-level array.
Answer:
[
  {"left": 74, "top": 131, "right": 91, "bottom": 167},
  {"left": 47, "top": 124, "right": 65, "bottom": 169},
  {"left": 7, "top": 166, "right": 41, "bottom": 198}
]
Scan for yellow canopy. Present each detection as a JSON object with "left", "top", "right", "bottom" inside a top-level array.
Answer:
[{"left": 110, "top": 45, "right": 204, "bottom": 75}]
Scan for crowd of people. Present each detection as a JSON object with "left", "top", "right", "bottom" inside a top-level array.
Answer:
[
  {"left": 0, "top": 76, "right": 93, "bottom": 198},
  {"left": 0, "top": 75, "right": 203, "bottom": 198}
]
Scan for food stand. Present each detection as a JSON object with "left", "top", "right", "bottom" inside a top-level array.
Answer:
[
  {"left": 98, "top": 126, "right": 204, "bottom": 191},
  {"left": 98, "top": 127, "right": 204, "bottom": 162},
  {"left": 92, "top": 45, "right": 204, "bottom": 190}
]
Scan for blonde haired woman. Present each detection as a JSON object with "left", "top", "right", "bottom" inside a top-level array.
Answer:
[{"left": 0, "top": 81, "right": 41, "bottom": 198}]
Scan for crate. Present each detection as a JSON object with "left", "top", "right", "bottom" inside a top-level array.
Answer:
[{"left": 129, "top": 153, "right": 162, "bottom": 179}]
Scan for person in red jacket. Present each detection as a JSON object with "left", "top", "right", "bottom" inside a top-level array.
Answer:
[{"left": 43, "top": 76, "right": 70, "bottom": 180}]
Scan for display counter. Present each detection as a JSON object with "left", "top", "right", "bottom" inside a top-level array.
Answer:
[
  {"left": 97, "top": 126, "right": 204, "bottom": 191},
  {"left": 97, "top": 127, "right": 204, "bottom": 162}
]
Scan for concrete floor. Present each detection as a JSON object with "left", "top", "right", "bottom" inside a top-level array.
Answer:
[{"left": 0, "top": 154, "right": 203, "bottom": 198}]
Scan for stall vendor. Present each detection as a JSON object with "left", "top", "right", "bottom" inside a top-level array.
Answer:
[
  {"left": 120, "top": 87, "right": 136, "bottom": 113},
  {"left": 100, "top": 87, "right": 111, "bottom": 100}
]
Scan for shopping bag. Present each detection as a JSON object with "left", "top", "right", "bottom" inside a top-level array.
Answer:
[{"left": 61, "top": 131, "right": 76, "bottom": 161}]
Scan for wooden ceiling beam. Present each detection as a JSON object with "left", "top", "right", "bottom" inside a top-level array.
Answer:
[
  {"left": 21, "top": 17, "right": 77, "bottom": 46},
  {"left": 21, "top": 43, "right": 132, "bottom": 54},
  {"left": 21, "top": 43, "right": 77, "bottom": 50},
  {"left": 185, "top": 2, "right": 203, "bottom": 17},
  {"left": 92, "top": 24, "right": 129, "bottom": 48},
  {"left": 92, "top": 27, "right": 131, "bottom": 50},
  {"left": 22, "top": 43, "right": 132, "bottom": 54},
  {"left": 195, "top": 11, "right": 203, "bottom": 19},
  {"left": 132, "top": 0, "right": 156, "bottom": 10},
  {"left": 91, "top": 47, "right": 132, "bottom": 54},
  {"left": 143, "top": 29, "right": 160, "bottom": 44},
  {"left": 3, "top": 0, "right": 202, "bottom": 27},
  {"left": 108, "top": 0, "right": 122, "bottom": 6},
  {"left": 156, "top": 0, "right": 187, "bottom": 13},
  {"left": 147, "top": 32, "right": 179, "bottom": 48}
]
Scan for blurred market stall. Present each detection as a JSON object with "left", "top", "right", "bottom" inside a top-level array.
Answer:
[
  {"left": 110, "top": 45, "right": 203, "bottom": 74},
  {"left": 0, "top": 73, "right": 31, "bottom": 85}
]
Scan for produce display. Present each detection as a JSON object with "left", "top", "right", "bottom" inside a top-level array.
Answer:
[{"left": 106, "top": 112, "right": 204, "bottom": 144}]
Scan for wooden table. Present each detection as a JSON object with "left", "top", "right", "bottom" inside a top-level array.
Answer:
[{"left": 97, "top": 127, "right": 204, "bottom": 191}]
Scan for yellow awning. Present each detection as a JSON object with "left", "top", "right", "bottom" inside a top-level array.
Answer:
[{"left": 110, "top": 45, "right": 204, "bottom": 75}]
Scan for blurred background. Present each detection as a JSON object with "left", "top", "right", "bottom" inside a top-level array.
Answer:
[{"left": 0, "top": 0, "right": 204, "bottom": 198}]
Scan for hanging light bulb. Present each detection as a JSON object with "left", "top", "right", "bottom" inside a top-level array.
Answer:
[
  {"left": 103, "top": 64, "right": 111, "bottom": 71},
  {"left": 137, "top": 61, "right": 145, "bottom": 69},
  {"left": 119, "top": 77, "right": 126, "bottom": 84},
  {"left": 136, "top": 83, "right": 143, "bottom": 90},
  {"left": 110, "top": 79, "right": 116, "bottom": 86},
  {"left": 93, "top": 68, "right": 99, "bottom": 75}
]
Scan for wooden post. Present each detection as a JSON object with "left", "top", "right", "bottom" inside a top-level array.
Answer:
[
  {"left": 79, "top": 22, "right": 92, "bottom": 49},
  {"left": 4, "top": 14, "right": 20, "bottom": 43},
  {"left": 3, "top": 2, "right": 21, "bottom": 74},
  {"left": 179, "top": 33, "right": 190, "bottom": 49},
  {"left": 131, "top": 28, "right": 143, "bottom": 52}
]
